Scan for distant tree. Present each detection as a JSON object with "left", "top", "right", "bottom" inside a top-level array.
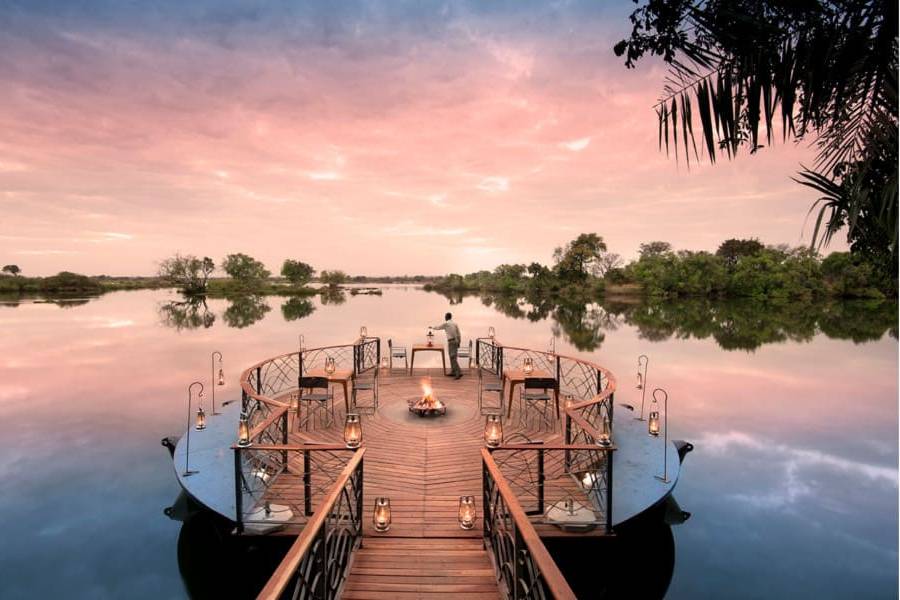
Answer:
[
  {"left": 281, "top": 297, "right": 316, "bottom": 321},
  {"left": 320, "top": 270, "right": 347, "bottom": 287},
  {"left": 222, "top": 253, "right": 270, "bottom": 283},
  {"left": 595, "top": 252, "right": 624, "bottom": 276},
  {"left": 716, "top": 239, "right": 765, "bottom": 268},
  {"left": 638, "top": 241, "right": 672, "bottom": 259},
  {"left": 158, "top": 254, "right": 209, "bottom": 293},
  {"left": 281, "top": 259, "right": 315, "bottom": 286},
  {"left": 553, "top": 233, "right": 608, "bottom": 282},
  {"left": 1, "top": 264, "right": 20, "bottom": 277}
]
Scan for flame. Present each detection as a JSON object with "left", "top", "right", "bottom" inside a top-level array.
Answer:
[
  {"left": 420, "top": 378, "right": 433, "bottom": 400},
  {"left": 415, "top": 377, "right": 444, "bottom": 410}
]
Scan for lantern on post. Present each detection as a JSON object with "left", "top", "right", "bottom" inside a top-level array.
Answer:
[
  {"left": 458, "top": 496, "right": 477, "bottom": 530},
  {"left": 484, "top": 415, "right": 503, "bottom": 448},
  {"left": 635, "top": 355, "right": 649, "bottom": 421},
  {"left": 183, "top": 381, "right": 204, "bottom": 477},
  {"left": 325, "top": 356, "right": 336, "bottom": 375},
  {"left": 648, "top": 391, "right": 661, "bottom": 437},
  {"left": 359, "top": 326, "right": 368, "bottom": 339},
  {"left": 522, "top": 357, "right": 534, "bottom": 375},
  {"left": 651, "top": 388, "right": 670, "bottom": 483},
  {"left": 195, "top": 404, "right": 207, "bottom": 431},
  {"left": 373, "top": 497, "right": 391, "bottom": 532},
  {"left": 344, "top": 413, "right": 362, "bottom": 448},
  {"left": 488, "top": 326, "right": 495, "bottom": 340},
  {"left": 211, "top": 351, "right": 224, "bottom": 415},
  {"left": 597, "top": 413, "right": 611, "bottom": 447}
]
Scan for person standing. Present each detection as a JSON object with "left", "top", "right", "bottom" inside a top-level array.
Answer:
[{"left": 432, "top": 312, "right": 462, "bottom": 379}]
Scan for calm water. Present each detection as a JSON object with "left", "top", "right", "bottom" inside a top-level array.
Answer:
[{"left": 0, "top": 287, "right": 896, "bottom": 598}]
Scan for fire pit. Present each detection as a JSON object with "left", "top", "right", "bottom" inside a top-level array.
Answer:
[{"left": 409, "top": 378, "right": 446, "bottom": 417}]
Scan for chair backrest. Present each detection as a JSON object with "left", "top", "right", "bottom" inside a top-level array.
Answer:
[
  {"left": 524, "top": 377, "right": 557, "bottom": 390},
  {"left": 299, "top": 376, "right": 329, "bottom": 390},
  {"left": 388, "top": 339, "right": 393, "bottom": 349}
]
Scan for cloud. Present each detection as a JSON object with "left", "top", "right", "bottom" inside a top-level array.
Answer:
[
  {"left": 306, "top": 171, "right": 342, "bottom": 181},
  {"left": 559, "top": 137, "right": 591, "bottom": 151},
  {"left": 476, "top": 177, "right": 509, "bottom": 193}
]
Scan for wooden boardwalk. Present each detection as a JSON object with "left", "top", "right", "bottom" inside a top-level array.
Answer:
[{"left": 281, "top": 368, "right": 556, "bottom": 598}]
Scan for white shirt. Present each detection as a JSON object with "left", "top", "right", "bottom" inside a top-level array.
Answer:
[{"left": 433, "top": 320, "right": 461, "bottom": 342}]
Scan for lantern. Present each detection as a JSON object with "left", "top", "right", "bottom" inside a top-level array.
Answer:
[
  {"left": 373, "top": 497, "right": 391, "bottom": 532},
  {"left": 648, "top": 392, "right": 660, "bottom": 437},
  {"left": 344, "top": 413, "right": 362, "bottom": 448},
  {"left": 484, "top": 415, "right": 503, "bottom": 448},
  {"left": 597, "top": 414, "right": 611, "bottom": 447},
  {"left": 253, "top": 464, "right": 272, "bottom": 483},
  {"left": 427, "top": 328, "right": 434, "bottom": 346},
  {"left": 458, "top": 496, "right": 476, "bottom": 530},
  {"left": 289, "top": 393, "right": 299, "bottom": 414},
  {"left": 580, "top": 471, "right": 597, "bottom": 489},
  {"left": 360, "top": 326, "right": 368, "bottom": 339},
  {"left": 522, "top": 357, "right": 534, "bottom": 375},
  {"left": 211, "top": 351, "right": 224, "bottom": 415},
  {"left": 195, "top": 404, "right": 207, "bottom": 431},
  {"left": 488, "top": 326, "right": 495, "bottom": 340},
  {"left": 298, "top": 334, "right": 305, "bottom": 351},
  {"left": 238, "top": 414, "right": 251, "bottom": 447},
  {"left": 564, "top": 394, "right": 575, "bottom": 410},
  {"left": 325, "top": 356, "right": 336, "bottom": 375},
  {"left": 636, "top": 372, "right": 643, "bottom": 390}
]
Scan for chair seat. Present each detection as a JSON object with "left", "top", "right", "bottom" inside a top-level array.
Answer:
[
  {"left": 523, "top": 392, "right": 552, "bottom": 401},
  {"left": 483, "top": 383, "right": 503, "bottom": 392},
  {"left": 355, "top": 382, "right": 375, "bottom": 390},
  {"left": 300, "top": 393, "right": 331, "bottom": 402},
  {"left": 391, "top": 350, "right": 407, "bottom": 357}
]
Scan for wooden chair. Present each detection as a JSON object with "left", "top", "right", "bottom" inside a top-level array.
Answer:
[
  {"left": 296, "top": 376, "right": 335, "bottom": 430},
  {"left": 352, "top": 368, "right": 379, "bottom": 415},
  {"left": 518, "top": 376, "right": 559, "bottom": 431},
  {"left": 388, "top": 339, "right": 408, "bottom": 372},
  {"left": 478, "top": 364, "right": 504, "bottom": 415},
  {"left": 456, "top": 339, "right": 474, "bottom": 368}
]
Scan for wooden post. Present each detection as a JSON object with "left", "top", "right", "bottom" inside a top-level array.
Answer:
[
  {"left": 303, "top": 450, "right": 312, "bottom": 517},
  {"left": 233, "top": 448, "right": 243, "bottom": 533}
]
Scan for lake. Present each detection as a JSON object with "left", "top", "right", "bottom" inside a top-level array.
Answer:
[{"left": 0, "top": 287, "right": 896, "bottom": 598}]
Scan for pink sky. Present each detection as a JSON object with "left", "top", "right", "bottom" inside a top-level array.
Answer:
[{"left": 0, "top": 1, "right": 844, "bottom": 276}]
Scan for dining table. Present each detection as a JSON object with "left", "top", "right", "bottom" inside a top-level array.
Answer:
[{"left": 502, "top": 368, "right": 558, "bottom": 417}]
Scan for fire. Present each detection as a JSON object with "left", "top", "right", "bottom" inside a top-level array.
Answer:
[{"left": 410, "top": 377, "right": 446, "bottom": 416}]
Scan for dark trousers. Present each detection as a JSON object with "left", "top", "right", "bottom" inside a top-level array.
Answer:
[{"left": 448, "top": 340, "right": 461, "bottom": 375}]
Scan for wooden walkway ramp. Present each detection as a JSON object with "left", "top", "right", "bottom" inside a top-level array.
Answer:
[{"left": 286, "top": 369, "right": 515, "bottom": 598}]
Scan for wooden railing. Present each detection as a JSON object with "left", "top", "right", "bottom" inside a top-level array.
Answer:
[
  {"left": 257, "top": 449, "right": 365, "bottom": 600},
  {"left": 483, "top": 449, "right": 578, "bottom": 600}
]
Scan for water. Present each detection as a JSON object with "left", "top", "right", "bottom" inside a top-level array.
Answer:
[{"left": 0, "top": 287, "right": 896, "bottom": 598}]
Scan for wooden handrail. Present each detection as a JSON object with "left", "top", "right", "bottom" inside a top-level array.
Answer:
[
  {"left": 482, "top": 448, "right": 578, "bottom": 600},
  {"left": 492, "top": 443, "right": 616, "bottom": 452},
  {"left": 246, "top": 405, "right": 289, "bottom": 441},
  {"left": 231, "top": 443, "right": 358, "bottom": 452},
  {"left": 256, "top": 448, "right": 365, "bottom": 600}
]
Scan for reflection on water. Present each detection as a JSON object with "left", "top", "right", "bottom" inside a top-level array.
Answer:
[
  {"left": 1, "top": 287, "right": 895, "bottom": 598},
  {"left": 222, "top": 295, "right": 271, "bottom": 329}
]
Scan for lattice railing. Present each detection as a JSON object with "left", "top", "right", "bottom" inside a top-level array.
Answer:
[
  {"left": 257, "top": 450, "right": 365, "bottom": 600},
  {"left": 299, "top": 345, "right": 356, "bottom": 376},
  {"left": 488, "top": 445, "right": 612, "bottom": 535},
  {"left": 354, "top": 337, "right": 380, "bottom": 374},
  {"left": 234, "top": 444, "right": 359, "bottom": 531},
  {"left": 483, "top": 449, "right": 577, "bottom": 600},
  {"left": 476, "top": 338, "right": 502, "bottom": 374}
]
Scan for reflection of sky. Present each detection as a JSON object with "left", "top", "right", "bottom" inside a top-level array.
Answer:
[
  {"left": 0, "top": 289, "right": 896, "bottom": 598},
  {"left": 0, "top": 0, "right": 838, "bottom": 277}
]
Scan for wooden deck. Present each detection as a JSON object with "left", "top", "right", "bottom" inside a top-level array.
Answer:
[{"left": 282, "top": 368, "right": 550, "bottom": 599}]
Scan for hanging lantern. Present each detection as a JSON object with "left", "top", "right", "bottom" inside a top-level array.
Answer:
[
  {"left": 360, "top": 326, "right": 368, "bottom": 339},
  {"left": 237, "top": 414, "right": 251, "bottom": 447},
  {"left": 344, "top": 413, "right": 362, "bottom": 448},
  {"left": 195, "top": 404, "right": 207, "bottom": 431},
  {"left": 458, "top": 496, "right": 477, "bottom": 530},
  {"left": 218, "top": 367, "right": 225, "bottom": 387},
  {"left": 484, "top": 415, "right": 503, "bottom": 448},
  {"left": 488, "top": 326, "right": 495, "bottom": 340},
  {"left": 373, "top": 497, "right": 391, "bottom": 532},
  {"left": 597, "top": 414, "right": 612, "bottom": 447},
  {"left": 636, "top": 372, "right": 643, "bottom": 390},
  {"left": 522, "top": 357, "right": 534, "bottom": 375},
  {"left": 325, "top": 356, "right": 336, "bottom": 375},
  {"left": 648, "top": 393, "right": 661, "bottom": 437}
]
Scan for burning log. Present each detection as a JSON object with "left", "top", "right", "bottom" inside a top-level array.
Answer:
[{"left": 409, "top": 378, "right": 447, "bottom": 417}]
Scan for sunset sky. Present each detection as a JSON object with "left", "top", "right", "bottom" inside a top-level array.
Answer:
[{"left": 0, "top": 0, "right": 843, "bottom": 277}]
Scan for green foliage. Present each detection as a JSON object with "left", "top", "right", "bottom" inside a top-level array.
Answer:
[
  {"left": 716, "top": 239, "right": 764, "bottom": 267},
  {"left": 158, "top": 254, "right": 214, "bottom": 293},
  {"left": 638, "top": 241, "right": 672, "bottom": 259},
  {"left": 320, "top": 270, "right": 347, "bottom": 287},
  {"left": 820, "top": 252, "right": 885, "bottom": 298},
  {"left": 281, "top": 259, "right": 315, "bottom": 285},
  {"left": 39, "top": 272, "right": 103, "bottom": 293},
  {"left": 222, "top": 253, "right": 270, "bottom": 283},
  {"left": 2, "top": 264, "right": 21, "bottom": 276},
  {"left": 553, "top": 233, "right": 607, "bottom": 282}
]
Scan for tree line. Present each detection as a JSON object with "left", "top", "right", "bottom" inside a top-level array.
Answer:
[{"left": 426, "top": 233, "right": 894, "bottom": 300}]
